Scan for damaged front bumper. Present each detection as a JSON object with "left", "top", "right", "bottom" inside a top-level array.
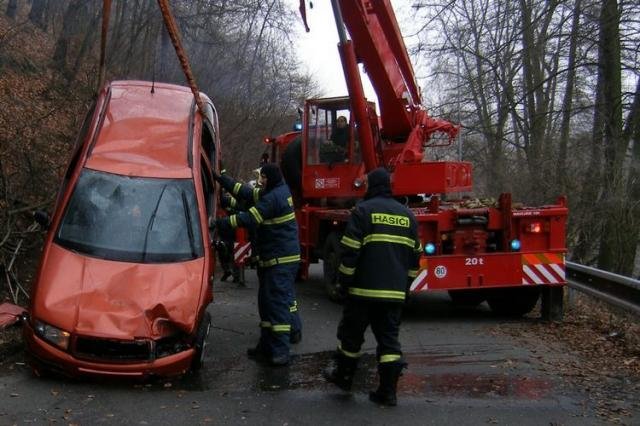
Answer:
[{"left": 23, "top": 321, "right": 195, "bottom": 378}]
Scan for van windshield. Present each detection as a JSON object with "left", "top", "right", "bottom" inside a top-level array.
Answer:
[{"left": 56, "top": 169, "right": 204, "bottom": 263}]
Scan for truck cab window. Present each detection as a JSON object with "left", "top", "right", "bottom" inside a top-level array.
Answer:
[{"left": 307, "top": 106, "right": 359, "bottom": 165}]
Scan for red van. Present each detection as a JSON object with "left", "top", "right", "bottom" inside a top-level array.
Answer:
[{"left": 24, "top": 81, "right": 220, "bottom": 378}]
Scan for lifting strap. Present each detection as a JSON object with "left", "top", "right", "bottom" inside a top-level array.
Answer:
[
  {"left": 156, "top": 0, "right": 206, "bottom": 116},
  {"left": 97, "top": 0, "right": 112, "bottom": 93}
]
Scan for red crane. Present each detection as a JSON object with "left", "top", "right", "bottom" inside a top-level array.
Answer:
[{"left": 263, "top": 0, "right": 567, "bottom": 319}]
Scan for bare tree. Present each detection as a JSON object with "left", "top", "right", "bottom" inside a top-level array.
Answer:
[
  {"left": 28, "top": 0, "right": 48, "bottom": 30},
  {"left": 6, "top": 0, "right": 17, "bottom": 19}
]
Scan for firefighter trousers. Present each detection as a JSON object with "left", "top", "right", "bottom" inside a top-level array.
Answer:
[
  {"left": 337, "top": 299, "right": 403, "bottom": 363},
  {"left": 257, "top": 263, "right": 299, "bottom": 359}
]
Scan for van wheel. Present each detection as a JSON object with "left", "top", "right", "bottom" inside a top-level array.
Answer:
[
  {"left": 191, "top": 311, "right": 211, "bottom": 372},
  {"left": 486, "top": 287, "right": 540, "bottom": 316},
  {"left": 323, "top": 232, "right": 345, "bottom": 303}
]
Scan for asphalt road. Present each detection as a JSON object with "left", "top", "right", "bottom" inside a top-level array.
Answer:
[{"left": 0, "top": 264, "right": 618, "bottom": 425}]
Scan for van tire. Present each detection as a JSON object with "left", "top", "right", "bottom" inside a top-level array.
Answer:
[{"left": 191, "top": 311, "right": 211, "bottom": 372}]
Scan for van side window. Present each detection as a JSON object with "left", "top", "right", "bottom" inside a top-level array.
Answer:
[
  {"left": 202, "top": 122, "right": 216, "bottom": 166},
  {"left": 200, "top": 158, "right": 215, "bottom": 218}
]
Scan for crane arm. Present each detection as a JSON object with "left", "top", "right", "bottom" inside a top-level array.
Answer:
[{"left": 337, "top": 0, "right": 421, "bottom": 139}]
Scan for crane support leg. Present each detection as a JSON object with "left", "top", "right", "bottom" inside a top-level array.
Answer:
[{"left": 540, "top": 286, "right": 564, "bottom": 321}]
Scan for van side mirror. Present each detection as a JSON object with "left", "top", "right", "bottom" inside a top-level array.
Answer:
[{"left": 33, "top": 210, "right": 50, "bottom": 230}]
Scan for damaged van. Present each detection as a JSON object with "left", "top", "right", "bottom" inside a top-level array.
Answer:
[{"left": 24, "top": 81, "right": 219, "bottom": 378}]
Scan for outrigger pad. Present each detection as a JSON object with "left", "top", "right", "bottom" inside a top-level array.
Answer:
[{"left": 0, "top": 303, "right": 27, "bottom": 329}]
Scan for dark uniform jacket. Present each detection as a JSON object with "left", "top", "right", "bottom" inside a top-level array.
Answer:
[
  {"left": 338, "top": 194, "right": 421, "bottom": 303},
  {"left": 218, "top": 174, "right": 299, "bottom": 267}
]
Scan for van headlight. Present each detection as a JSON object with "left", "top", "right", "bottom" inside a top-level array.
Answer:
[{"left": 34, "top": 320, "right": 71, "bottom": 350}]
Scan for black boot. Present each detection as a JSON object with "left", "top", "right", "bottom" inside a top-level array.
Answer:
[
  {"left": 221, "top": 271, "right": 232, "bottom": 282},
  {"left": 323, "top": 353, "right": 358, "bottom": 391},
  {"left": 247, "top": 341, "right": 269, "bottom": 360},
  {"left": 369, "top": 362, "right": 405, "bottom": 407}
]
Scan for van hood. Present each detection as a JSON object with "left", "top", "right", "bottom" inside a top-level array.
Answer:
[{"left": 32, "top": 243, "right": 206, "bottom": 340}]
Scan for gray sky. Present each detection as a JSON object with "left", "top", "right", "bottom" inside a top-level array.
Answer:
[{"left": 288, "top": 0, "right": 414, "bottom": 100}]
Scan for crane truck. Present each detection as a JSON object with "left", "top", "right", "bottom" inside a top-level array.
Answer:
[{"left": 261, "top": 0, "right": 567, "bottom": 319}]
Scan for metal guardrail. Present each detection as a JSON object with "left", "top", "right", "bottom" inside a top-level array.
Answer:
[{"left": 566, "top": 261, "right": 640, "bottom": 315}]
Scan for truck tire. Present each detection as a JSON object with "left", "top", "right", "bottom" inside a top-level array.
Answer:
[
  {"left": 191, "top": 311, "right": 211, "bottom": 372},
  {"left": 323, "top": 232, "right": 346, "bottom": 303},
  {"left": 486, "top": 287, "right": 540, "bottom": 317},
  {"left": 448, "top": 289, "right": 486, "bottom": 308}
]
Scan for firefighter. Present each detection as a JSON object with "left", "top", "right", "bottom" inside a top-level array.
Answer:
[
  {"left": 218, "top": 168, "right": 302, "bottom": 344},
  {"left": 214, "top": 164, "right": 301, "bottom": 365},
  {"left": 324, "top": 167, "right": 421, "bottom": 406}
]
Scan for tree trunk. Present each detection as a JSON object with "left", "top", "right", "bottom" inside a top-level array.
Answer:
[
  {"left": 159, "top": 25, "right": 171, "bottom": 81},
  {"left": 596, "top": 0, "right": 626, "bottom": 273},
  {"left": 572, "top": 52, "right": 605, "bottom": 264},
  {"left": 519, "top": 0, "right": 557, "bottom": 204},
  {"left": 53, "top": 0, "right": 95, "bottom": 79},
  {"left": 69, "top": 9, "right": 101, "bottom": 82},
  {"left": 556, "top": 0, "right": 582, "bottom": 194},
  {"left": 28, "top": 0, "right": 48, "bottom": 30},
  {"left": 6, "top": 0, "right": 18, "bottom": 19},
  {"left": 616, "top": 78, "right": 640, "bottom": 275}
]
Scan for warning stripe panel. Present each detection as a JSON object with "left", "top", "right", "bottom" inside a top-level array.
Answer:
[
  {"left": 522, "top": 263, "right": 565, "bottom": 285},
  {"left": 410, "top": 269, "right": 428, "bottom": 292},
  {"left": 522, "top": 252, "right": 564, "bottom": 265},
  {"left": 234, "top": 242, "right": 251, "bottom": 262}
]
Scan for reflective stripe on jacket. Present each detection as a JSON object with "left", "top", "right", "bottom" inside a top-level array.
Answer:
[
  {"left": 218, "top": 175, "right": 299, "bottom": 265},
  {"left": 338, "top": 196, "right": 421, "bottom": 303}
]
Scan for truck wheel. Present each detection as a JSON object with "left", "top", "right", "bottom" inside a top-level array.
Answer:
[
  {"left": 486, "top": 287, "right": 540, "bottom": 317},
  {"left": 448, "top": 290, "right": 486, "bottom": 308},
  {"left": 323, "top": 232, "right": 345, "bottom": 303},
  {"left": 191, "top": 311, "right": 211, "bottom": 372}
]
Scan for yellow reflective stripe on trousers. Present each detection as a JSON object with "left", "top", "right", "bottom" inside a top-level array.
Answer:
[
  {"left": 338, "top": 263, "right": 355, "bottom": 275},
  {"left": 363, "top": 234, "right": 415, "bottom": 249},
  {"left": 338, "top": 344, "right": 361, "bottom": 358},
  {"left": 249, "top": 207, "right": 264, "bottom": 224},
  {"left": 233, "top": 182, "right": 242, "bottom": 195},
  {"left": 229, "top": 215, "right": 238, "bottom": 228},
  {"left": 229, "top": 197, "right": 237, "bottom": 208},
  {"left": 258, "top": 254, "right": 301, "bottom": 267},
  {"left": 263, "top": 211, "right": 295, "bottom": 225},
  {"left": 253, "top": 188, "right": 261, "bottom": 204},
  {"left": 260, "top": 321, "right": 271, "bottom": 328},
  {"left": 272, "top": 324, "right": 291, "bottom": 333},
  {"left": 341, "top": 235, "right": 362, "bottom": 249},
  {"left": 348, "top": 287, "right": 406, "bottom": 301},
  {"left": 379, "top": 354, "right": 402, "bottom": 363},
  {"left": 408, "top": 269, "right": 418, "bottom": 278}
]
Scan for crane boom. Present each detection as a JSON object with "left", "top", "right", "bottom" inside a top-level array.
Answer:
[{"left": 336, "top": 0, "right": 421, "bottom": 139}]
